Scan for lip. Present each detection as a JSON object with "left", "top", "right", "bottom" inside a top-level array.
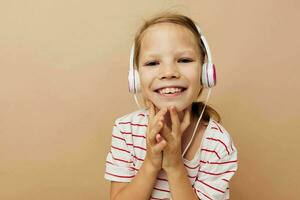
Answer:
[
  {"left": 154, "top": 86, "right": 187, "bottom": 97},
  {"left": 156, "top": 89, "right": 186, "bottom": 97},
  {"left": 153, "top": 85, "right": 187, "bottom": 92}
]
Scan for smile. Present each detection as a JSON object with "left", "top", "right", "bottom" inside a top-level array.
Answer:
[{"left": 155, "top": 87, "right": 187, "bottom": 97}]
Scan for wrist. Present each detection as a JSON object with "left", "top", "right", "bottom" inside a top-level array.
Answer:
[
  {"left": 143, "top": 157, "right": 161, "bottom": 175},
  {"left": 163, "top": 159, "right": 185, "bottom": 175}
]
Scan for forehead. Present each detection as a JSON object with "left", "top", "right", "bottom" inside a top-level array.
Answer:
[{"left": 140, "top": 22, "right": 199, "bottom": 55}]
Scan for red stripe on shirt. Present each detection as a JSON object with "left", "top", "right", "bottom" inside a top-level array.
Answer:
[
  {"left": 118, "top": 121, "right": 148, "bottom": 127},
  {"left": 111, "top": 145, "right": 131, "bottom": 154},
  {"left": 206, "top": 137, "right": 230, "bottom": 155},
  {"left": 120, "top": 131, "right": 146, "bottom": 139},
  {"left": 196, "top": 179, "right": 225, "bottom": 193},
  {"left": 106, "top": 161, "right": 138, "bottom": 171},
  {"left": 200, "top": 160, "right": 238, "bottom": 165},
  {"left": 106, "top": 161, "right": 139, "bottom": 171},
  {"left": 184, "top": 163, "right": 200, "bottom": 169},
  {"left": 194, "top": 188, "right": 213, "bottom": 200},
  {"left": 110, "top": 151, "right": 132, "bottom": 164},
  {"left": 157, "top": 177, "right": 168, "bottom": 182},
  {"left": 111, "top": 135, "right": 147, "bottom": 152},
  {"left": 201, "top": 148, "right": 221, "bottom": 159},
  {"left": 133, "top": 155, "right": 144, "bottom": 162},
  {"left": 150, "top": 197, "right": 160, "bottom": 200},
  {"left": 106, "top": 160, "right": 113, "bottom": 165},
  {"left": 150, "top": 196, "right": 169, "bottom": 200},
  {"left": 200, "top": 160, "right": 206, "bottom": 164},
  {"left": 212, "top": 121, "right": 224, "bottom": 133},
  {"left": 105, "top": 172, "right": 135, "bottom": 179},
  {"left": 199, "top": 170, "right": 236, "bottom": 176},
  {"left": 112, "top": 146, "right": 145, "bottom": 161},
  {"left": 188, "top": 174, "right": 197, "bottom": 179},
  {"left": 211, "top": 127, "right": 220, "bottom": 131},
  {"left": 129, "top": 166, "right": 139, "bottom": 171},
  {"left": 127, "top": 143, "right": 147, "bottom": 151},
  {"left": 153, "top": 187, "right": 170, "bottom": 193},
  {"left": 209, "top": 160, "right": 238, "bottom": 164},
  {"left": 112, "top": 134, "right": 126, "bottom": 141}
]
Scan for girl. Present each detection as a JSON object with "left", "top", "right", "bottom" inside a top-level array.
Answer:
[{"left": 104, "top": 11, "right": 238, "bottom": 200}]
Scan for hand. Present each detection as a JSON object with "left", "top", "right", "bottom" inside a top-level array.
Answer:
[
  {"left": 160, "top": 106, "right": 191, "bottom": 172},
  {"left": 144, "top": 100, "right": 168, "bottom": 172}
]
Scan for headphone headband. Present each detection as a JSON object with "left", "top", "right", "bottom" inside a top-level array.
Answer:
[{"left": 195, "top": 25, "right": 213, "bottom": 64}]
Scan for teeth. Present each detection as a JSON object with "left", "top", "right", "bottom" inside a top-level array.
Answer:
[{"left": 158, "top": 87, "right": 183, "bottom": 94}]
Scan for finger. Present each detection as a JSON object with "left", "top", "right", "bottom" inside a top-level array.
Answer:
[
  {"left": 147, "top": 107, "right": 167, "bottom": 145},
  {"left": 161, "top": 121, "right": 172, "bottom": 142},
  {"left": 149, "top": 108, "right": 167, "bottom": 140},
  {"left": 153, "top": 107, "right": 168, "bottom": 124},
  {"left": 181, "top": 107, "right": 191, "bottom": 134},
  {"left": 148, "top": 108, "right": 167, "bottom": 135},
  {"left": 154, "top": 105, "right": 159, "bottom": 115},
  {"left": 148, "top": 120, "right": 164, "bottom": 146},
  {"left": 169, "top": 106, "right": 180, "bottom": 134},
  {"left": 147, "top": 100, "right": 155, "bottom": 123},
  {"left": 149, "top": 101, "right": 164, "bottom": 122},
  {"left": 152, "top": 138, "right": 167, "bottom": 152},
  {"left": 155, "top": 133, "right": 163, "bottom": 143}
]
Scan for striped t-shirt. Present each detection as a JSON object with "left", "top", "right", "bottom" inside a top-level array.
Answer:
[{"left": 104, "top": 108, "right": 238, "bottom": 200}]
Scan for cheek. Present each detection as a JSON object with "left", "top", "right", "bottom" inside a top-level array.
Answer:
[
  {"left": 185, "top": 69, "right": 201, "bottom": 86},
  {"left": 184, "top": 70, "right": 202, "bottom": 98},
  {"left": 139, "top": 73, "right": 149, "bottom": 88},
  {"left": 139, "top": 71, "right": 154, "bottom": 93}
]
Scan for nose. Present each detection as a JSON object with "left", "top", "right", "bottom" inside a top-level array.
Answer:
[{"left": 158, "top": 62, "right": 180, "bottom": 80}]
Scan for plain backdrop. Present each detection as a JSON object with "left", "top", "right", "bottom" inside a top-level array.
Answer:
[{"left": 0, "top": 0, "right": 299, "bottom": 199}]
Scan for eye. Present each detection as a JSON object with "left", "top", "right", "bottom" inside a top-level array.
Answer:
[
  {"left": 144, "top": 61, "right": 159, "bottom": 66},
  {"left": 178, "top": 58, "right": 193, "bottom": 63}
]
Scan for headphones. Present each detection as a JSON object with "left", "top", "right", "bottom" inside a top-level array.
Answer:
[{"left": 128, "top": 24, "right": 217, "bottom": 94}]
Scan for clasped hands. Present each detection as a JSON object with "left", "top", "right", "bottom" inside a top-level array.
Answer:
[{"left": 145, "top": 100, "right": 192, "bottom": 173}]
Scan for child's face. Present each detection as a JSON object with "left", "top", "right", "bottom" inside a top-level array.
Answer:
[{"left": 138, "top": 22, "right": 203, "bottom": 112}]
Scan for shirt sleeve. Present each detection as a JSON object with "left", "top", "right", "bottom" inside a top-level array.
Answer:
[
  {"left": 104, "top": 121, "right": 135, "bottom": 182},
  {"left": 193, "top": 142, "right": 238, "bottom": 200}
]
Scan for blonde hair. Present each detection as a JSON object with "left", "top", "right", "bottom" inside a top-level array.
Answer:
[{"left": 133, "top": 11, "right": 221, "bottom": 123}]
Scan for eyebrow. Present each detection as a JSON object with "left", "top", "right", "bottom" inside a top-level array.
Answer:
[{"left": 143, "top": 49, "right": 196, "bottom": 58}]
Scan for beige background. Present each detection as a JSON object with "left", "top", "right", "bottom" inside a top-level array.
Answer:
[{"left": 0, "top": 0, "right": 299, "bottom": 199}]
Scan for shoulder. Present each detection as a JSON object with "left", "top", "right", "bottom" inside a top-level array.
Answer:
[
  {"left": 209, "top": 119, "right": 234, "bottom": 146},
  {"left": 202, "top": 118, "right": 237, "bottom": 159},
  {"left": 114, "top": 108, "right": 149, "bottom": 131}
]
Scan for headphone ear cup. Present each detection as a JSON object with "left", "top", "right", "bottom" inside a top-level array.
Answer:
[
  {"left": 202, "top": 62, "right": 217, "bottom": 88},
  {"left": 201, "top": 63, "right": 209, "bottom": 88},
  {"left": 134, "top": 69, "right": 141, "bottom": 93},
  {"left": 128, "top": 69, "right": 135, "bottom": 93},
  {"left": 128, "top": 69, "right": 141, "bottom": 93},
  {"left": 211, "top": 63, "right": 217, "bottom": 87}
]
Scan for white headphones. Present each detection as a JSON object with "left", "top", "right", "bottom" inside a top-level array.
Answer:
[{"left": 128, "top": 24, "right": 217, "bottom": 93}]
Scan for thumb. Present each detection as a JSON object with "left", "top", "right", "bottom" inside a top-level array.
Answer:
[
  {"left": 155, "top": 133, "right": 163, "bottom": 143},
  {"left": 153, "top": 139, "right": 167, "bottom": 153}
]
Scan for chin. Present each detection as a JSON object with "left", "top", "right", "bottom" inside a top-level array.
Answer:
[{"left": 154, "top": 101, "right": 189, "bottom": 112}]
